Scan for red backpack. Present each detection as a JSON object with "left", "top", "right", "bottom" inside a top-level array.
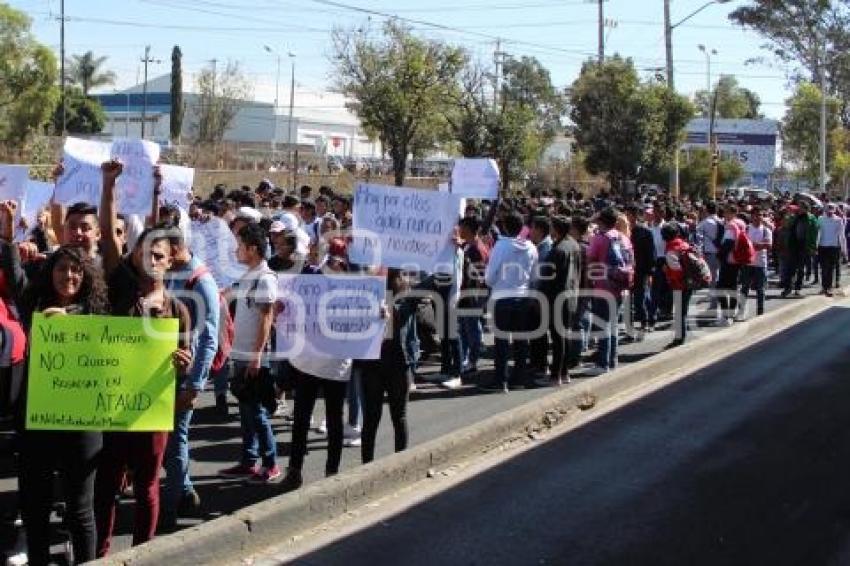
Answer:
[
  {"left": 185, "top": 266, "right": 233, "bottom": 372},
  {"left": 732, "top": 230, "right": 756, "bottom": 265}
]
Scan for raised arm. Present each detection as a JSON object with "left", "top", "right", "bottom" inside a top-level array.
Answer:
[
  {"left": 99, "top": 160, "right": 124, "bottom": 277},
  {"left": 150, "top": 165, "right": 162, "bottom": 227}
]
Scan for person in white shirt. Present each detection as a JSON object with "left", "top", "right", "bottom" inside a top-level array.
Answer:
[
  {"left": 696, "top": 202, "right": 724, "bottom": 312},
  {"left": 280, "top": 255, "right": 353, "bottom": 492},
  {"left": 740, "top": 208, "right": 772, "bottom": 316},
  {"left": 479, "top": 211, "right": 538, "bottom": 392},
  {"left": 218, "top": 223, "right": 280, "bottom": 484},
  {"left": 817, "top": 202, "right": 846, "bottom": 296}
]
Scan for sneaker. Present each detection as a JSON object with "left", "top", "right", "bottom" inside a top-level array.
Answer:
[
  {"left": 315, "top": 419, "right": 327, "bottom": 436},
  {"left": 423, "top": 372, "right": 451, "bottom": 383},
  {"left": 793, "top": 290, "right": 802, "bottom": 297},
  {"left": 247, "top": 465, "right": 282, "bottom": 485},
  {"left": 177, "top": 489, "right": 202, "bottom": 517},
  {"left": 438, "top": 376, "right": 463, "bottom": 390},
  {"left": 717, "top": 318, "right": 733, "bottom": 327},
  {"left": 478, "top": 380, "right": 509, "bottom": 393},
  {"left": 583, "top": 366, "right": 609, "bottom": 377},
  {"left": 826, "top": 290, "right": 834, "bottom": 297},
  {"left": 279, "top": 468, "right": 303, "bottom": 492},
  {"left": 215, "top": 394, "right": 229, "bottom": 419},
  {"left": 344, "top": 424, "right": 361, "bottom": 447},
  {"left": 533, "top": 376, "right": 562, "bottom": 387},
  {"left": 780, "top": 289, "right": 791, "bottom": 298},
  {"left": 218, "top": 463, "right": 259, "bottom": 478},
  {"left": 272, "top": 399, "right": 287, "bottom": 418}
]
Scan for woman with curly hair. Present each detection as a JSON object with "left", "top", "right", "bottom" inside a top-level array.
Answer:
[{"left": 17, "top": 245, "right": 110, "bottom": 566}]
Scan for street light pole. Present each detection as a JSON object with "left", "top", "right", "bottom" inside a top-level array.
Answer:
[
  {"left": 59, "top": 0, "right": 66, "bottom": 136},
  {"left": 697, "top": 44, "right": 716, "bottom": 96},
  {"left": 140, "top": 46, "right": 160, "bottom": 139},
  {"left": 288, "top": 52, "right": 296, "bottom": 190},
  {"left": 820, "top": 51, "right": 828, "bottom": 195},
  {"left": 665, "top": 0, "right": 730, "bottom": 199}
]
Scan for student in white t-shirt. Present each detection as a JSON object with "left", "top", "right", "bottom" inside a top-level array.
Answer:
[
  {"left": 740, "top": 208, "right": 772, "bottom": 316},
  {"left": 218, "top": 223, "right": 280, "bottom": 484}
]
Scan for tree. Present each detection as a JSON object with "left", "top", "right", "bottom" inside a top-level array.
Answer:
[
  {"left": 783, "top": 81, "right": 840, "bottom": 181},
  {"left": 170, "top": 46, "right": 184, "bottom": 143},
  {"left": 51, "top": 86, "right": 106, "bottom": 134},
  {"left": 679, "top": 148, "right": 746, "bottom": 198},
  {"left": 729, "top": 0, "right": 845, "bottom": 83},
  {"left": 570, "top": 56, "right": 692, "bottom": 191},
  {"left": 729, "top": 1, "right": 850, "bottom": 125},
  {"left": 190, "top": 60, "right": 252, "bottom": 144},
  {"left": 66, "top": 50, "right": 116, "bottom": 95},
  {"left": 0, "top": 4, "right": 59, "bottom": 144},
  {"left": 495, "top": 56, "right": 567, "bottom": 192},
  {"left": 570, "top": 57, "right": 646, "bottom": 189},
  {"left": 331, "top": 21, "right": 466, "bottom": 186},
  {"left": 447, "top": 62, "right": 491, "bottom": 158},
  {"left": 694, "top": 75, "right": 763, "bottom": 119},
  {"left": 639, "top": 81, "right": 695, "bottom": 185}
]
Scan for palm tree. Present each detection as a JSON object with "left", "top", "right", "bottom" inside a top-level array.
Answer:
[{"left": 66, "top": 51, "right": 117, "bottom": 96}]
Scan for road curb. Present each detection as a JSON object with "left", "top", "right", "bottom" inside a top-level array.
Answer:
[{"left": 92, "top": 292, "right": 839, "bottom": 565}]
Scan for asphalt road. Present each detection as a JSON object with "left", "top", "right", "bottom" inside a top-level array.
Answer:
[
  {"left": 284, "top": 304, "right": 850, "bottom": 566},
  {"left": 0, "top": 272, "right": 844, "bottom": 561}
]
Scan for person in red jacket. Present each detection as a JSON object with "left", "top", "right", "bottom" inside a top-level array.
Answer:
[{"left": 661, "top": 223, "right": 693, "bottom": 348}]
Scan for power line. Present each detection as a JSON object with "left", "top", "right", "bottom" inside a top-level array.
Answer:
[{"left": 308, "top": 0, "right": 598, "bottom": 57}]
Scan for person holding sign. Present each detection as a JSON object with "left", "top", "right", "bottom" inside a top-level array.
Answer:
[
  {"left": 17, "top": 246, "right": 110, "bottom": 566},
  {"left": 359, "top": 269, "right": 416, "bottom": 464},
  {"left": 94, "top": 161, "right": 193, "bottom": 556},
  {"left": 217, "top": 222, "right": 281, "bottom": 484}
]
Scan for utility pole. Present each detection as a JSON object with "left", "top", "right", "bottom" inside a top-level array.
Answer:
[
  {"left": 288, "top": 53, "right": 296, "bottom": 190},
  {"left": 819, "top": 44, "right": 828, "bottom": 195},
  {"left": 598, "top": 0, "right": 604, "bottom": 63},
  {"left": 663, "top": 0, "right": 679, "bottom": 198},
  {"left": 209, "top": 58, "right": 218, "bottom": 96},
  {"left": 493, "top": 39, "right": 505, "bottom": 106},
  {"left": 59, "top": 0, "right": 66, "bottom": 136},
  {"left": 140, "top": 46, "right": 160, "bottom": 139}
]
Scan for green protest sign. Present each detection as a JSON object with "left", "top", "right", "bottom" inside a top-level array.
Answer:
[{"left": 26, "top": 313, "right": 178, "bottom": 431}]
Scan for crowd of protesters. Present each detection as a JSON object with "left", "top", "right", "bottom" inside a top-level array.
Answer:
[{"left": 0, "top": 161, "right": 847, "bottom": 564}]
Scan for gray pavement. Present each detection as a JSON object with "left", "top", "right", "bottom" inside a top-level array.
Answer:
[
  {"left": 0, "top": 271, "right": 844, "bottom": 561},
  {"left": 282, "top": 302, "right": 850, "bottom": 566}
]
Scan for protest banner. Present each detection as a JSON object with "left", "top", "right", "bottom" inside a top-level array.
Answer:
[
  {"left": 190, "top": 217, "right": 245, "bottom": 288},
  {"left": 158, "top": 164, "right": 194, "bottom": 211},
  {"left": 0, "top": 165, "right": 29, "bottom": 203},
  {"left": 17, "top": 180, "right": 55, "bottom": 242},
  {"left": 25, "top": 314, "right": 178, "bottom": 432},
  {"left": 275, "top": 274, "right": 386, "bottom": 359},
  {"left": 54, "top": 137, "right": 161, "bottom": 216},
  {"left": 450, "top": 158, "right": 500, "bottom": 199},
  {"left": 55, "top": 137, "right": 111, "bottom": 207},
  {"left": 350, "top": 183, "right": 461, "bottom": 272},
  {"left": 112, "top": 138, "right": 161, "bottom": 216}
]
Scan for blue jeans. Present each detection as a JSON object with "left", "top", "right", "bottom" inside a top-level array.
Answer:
[
  {"left": 404, "top": 312, "right": 420, "bottom": 372},
  {"left": 459, "top": 297, "right": 485, "bottom": 370},
  {"left": 592, "top": 297, "right": 622, "bottom": 370},
  {"left": 492, "top": 298, "right": 533, "bottom": 385},
  {"left": 346, "top": 368, "right": 362, "bottom": 428},
  {"left": 163, "top": 408, "right": 193, "bottom": 513},
  {"left": 436, "top": 283, "right": 462, "bottom": 377},
  {"left": 234, "top": 364, "right": 277, "bottom": 468},
  {"left": 632, "top": 273, "right": 653, "bottom": 326},
  {"left": 740, "top": 265, "right": 767, "bottom": 315},
  {"left": 212, "top": 359, "right": 232, "bottom": 396}
]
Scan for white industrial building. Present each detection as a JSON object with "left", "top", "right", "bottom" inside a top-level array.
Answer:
[{"left": 94, "top": 73, "right": 381, "bottom": 158}]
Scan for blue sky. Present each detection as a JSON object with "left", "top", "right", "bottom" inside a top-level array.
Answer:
[{"left": 10, "top": 0, "right": 793, "bottom": 119}]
